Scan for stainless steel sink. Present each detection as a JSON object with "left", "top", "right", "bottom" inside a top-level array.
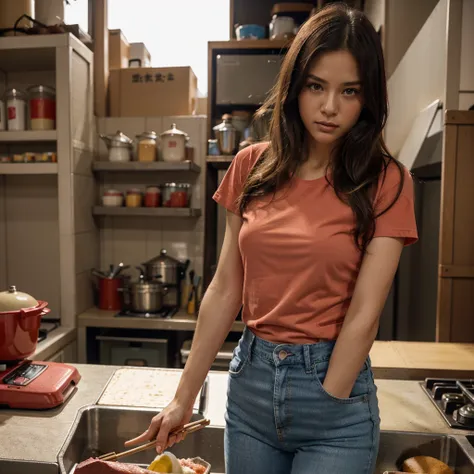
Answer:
[
  {"left": 377, "top": 431, "right": 474, "bottom": 473},
  {"left": 58, "top": 405, "right": 225, "bottom": 474},
  {"left": 0, "top": 459, "right": 58, "bottom": 474},
  {"left": 59, "top": 405, "right": 474, "bottom": 474}
]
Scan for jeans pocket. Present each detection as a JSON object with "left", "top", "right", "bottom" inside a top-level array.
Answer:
[
  {"left": 228, "top": 342, "right": 250, "bottom": 378},
  {"left": 313, "top": 357, "right": 371, "bottom": 405}
]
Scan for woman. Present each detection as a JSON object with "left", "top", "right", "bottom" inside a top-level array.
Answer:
[{"left": 126, "top": 3, "right": 418, "bottom": 473}]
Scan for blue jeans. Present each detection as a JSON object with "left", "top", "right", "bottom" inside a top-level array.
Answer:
[{"left": 224, "top": 328, "right": 380, "bottom": 474}]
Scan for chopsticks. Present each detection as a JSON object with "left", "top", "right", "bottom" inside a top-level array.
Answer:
[{"left": 98, "top": 418, "right": 210, "bottom": 462}]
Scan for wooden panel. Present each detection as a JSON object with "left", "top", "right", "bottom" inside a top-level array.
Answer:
[
  {"left": 436, "top": 277, "right": 452, "bottom": 342},
  {"left": 451, "top": 279, "right": 474, "bottom": 342},
  {"left": 445, "top": 110, "right": 474, "bottom": 125},
  {"left": 453, "top": 125, "right": 474, "bottom": 265},
  {"left": 440, "top": 265, "right": 474, "bottom": 278},
  {"left": 93, "top": 0, "right": 108, "bottom": 117}
]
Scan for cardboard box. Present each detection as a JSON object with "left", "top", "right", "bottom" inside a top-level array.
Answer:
[
  {"left": 109, "top": 66, "right": 198, "bottom": 117},
  {"left": 129, "top": 42, "right": 151, "bottom": 68},
  {"left": 109, "top": 29, "right": 130, "bottom": 69}
]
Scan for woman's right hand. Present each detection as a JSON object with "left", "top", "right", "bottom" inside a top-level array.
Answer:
[{"left": 124, "top": 398, "right": 194, "bottom": 454}]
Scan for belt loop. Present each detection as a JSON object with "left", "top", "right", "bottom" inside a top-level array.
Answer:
[{"left": 303, "top": 345, "right": 312, "bottom": 373}]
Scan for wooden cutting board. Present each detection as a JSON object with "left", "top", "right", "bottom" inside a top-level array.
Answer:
[{"left": 97, "top": 368, "right": 206, "bottom": 411}]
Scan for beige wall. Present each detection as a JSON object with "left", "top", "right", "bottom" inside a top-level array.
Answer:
[
  {"left": 385, "top": 0, "right": 448, "bottom": 156},
  {"left": 97, "top": 115, "right": 206, "bottom": 283},
  {"left": 385, "top": 0, "right": 438, "bottom": 78},
  {"left": 459, "top": 0, "right": 474, "bottom": 109},
  {"left": 364, "top": 0, "right": 385, "bottom": 33}
]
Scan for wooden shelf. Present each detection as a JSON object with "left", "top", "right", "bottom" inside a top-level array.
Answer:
[
  {"left": 207, "top": 155, "right": 235, "bottom": 170},
  {"left": 0, "top": 130, "right": 57, "bottom": 142},
  {"left": 93, "top": 206, "right": 202, "bottom": 218},
  {"left": 92, "top": 161, "right": 201, "bottom": 173},
  {"left": 209, "top": 39, "right": 292, "bottom": 50},
  {"left": 0, "top": 163, "right": 58, "bottom": 174}
]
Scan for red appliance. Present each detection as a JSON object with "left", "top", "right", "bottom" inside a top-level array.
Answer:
[{"left": 0, "top": 285, "right": 80, "bottom": 410}]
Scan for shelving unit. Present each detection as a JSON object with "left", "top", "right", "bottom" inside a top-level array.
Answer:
[
  {"left": 206, "top": 156, "right": 235, "bottom": 170},
  {"left": 93, "top": 206, "right": 202, "bottom": 218},
  {"left": 0, "top": 163, "right": 58, "bottom": 175},
  {"left": 203, "top": 38, "right": 291, "bottom": 289},
  {"left": 0, "top": 33, "right": 94, "bottom": 329},
  {"left": 0, "top": 130, "right": 57, "bottom": 142},
  {"left": 92, "top": 161, "right": 201, "bottom": 173}
]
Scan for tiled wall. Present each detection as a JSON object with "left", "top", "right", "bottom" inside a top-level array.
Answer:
[{"left": 96, "top": 115, "right": 206, "bottom": 284}]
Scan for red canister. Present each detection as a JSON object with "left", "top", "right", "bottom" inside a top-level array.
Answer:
[
  {"left": 99, "top": 278, "right": 122, "bottom": 311},
  {"left": 144, "top": 186, "right": 160, "bottom": 207}
]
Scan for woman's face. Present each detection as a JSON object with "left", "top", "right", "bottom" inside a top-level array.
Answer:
[{"left": 298, "top": 50, "right": 364, "bottom": 147}]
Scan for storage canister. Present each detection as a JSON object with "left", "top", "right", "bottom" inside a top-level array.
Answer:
[
  {"left": 5, "top": 89, "right": 26, "bottom": 131},
  {"left": 27, "top": 85, "right": 56, "bottom": 130}
]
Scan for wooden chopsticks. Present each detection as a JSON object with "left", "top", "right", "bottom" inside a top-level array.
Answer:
[{"left": 98, "top": 418, "right": 210, "bottom": 462}]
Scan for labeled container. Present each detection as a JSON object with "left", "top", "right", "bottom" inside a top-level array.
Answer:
[
  {"left": 5, "top": 88, "right": 26, "bottom": 131},
  {"left": 100, "top": 130, "right": 133, "bottom": 162},
  {"left": 27, "top": 85, "right": 56, "bottom": 130},
  {"left": 0, "top": 99, "right": 5, "bottom": 131},
  {"left": 160, "top": 123, "right": 187, "bottom": 162},
  {"left": 102, "top": 189, "right": 124, "bottom": 207},
  {"left": 207, "top": 139, "right": 220, "bottom": 156},
  {"left": 161, "top": 183, "right": 191, "bottom": 208},
  {"left": 126, "top": 188, "right": 142, "bottom": 207},
  {"left": 144, "top": 186, "right": 160, "bottom": 207},
  {"left": 136, "top": 131, "right": 157, "bottom": 162}
]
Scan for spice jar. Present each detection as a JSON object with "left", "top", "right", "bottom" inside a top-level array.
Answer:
[
  {"left": 136, "top": 131, "right": 158, "bottom": 162},
  {"left": 144, "top": 186, "right": 160, "bottom": 207},
  {"left": 161, "top": 183, "right": 191, "bottom": 208},
  {"left": 126, "top": 188, "right": 142, "bottom": 208},
  {"left": 5, "top": 89, "right": 26, "bottom": 131},
  {"left": 27, "top": 85, "right": 56, "bottom": 130},
  {"left": 102, "top": 189, "right": 124, "bottom": 207}
]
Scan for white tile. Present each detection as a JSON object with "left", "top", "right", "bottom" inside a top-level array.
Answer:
[
  {"left": 75, "top": 230, "right": 100, "bottom": 275},
  {"left": 74, "top": 174, "right": 97, "bottom": 234},
  {"left": 161, "top": 219, "right": 196, "bottom": 262},
  {"left": 112, "top": 217, "right": 149, "bottom": 267},
  {"left": 76, "top": 271, "right": 95, "bottom": 315}
]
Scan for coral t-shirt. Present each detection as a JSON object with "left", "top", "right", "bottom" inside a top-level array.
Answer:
[{"left": 213, "top": 142, "right": 418, "bottom": 343}]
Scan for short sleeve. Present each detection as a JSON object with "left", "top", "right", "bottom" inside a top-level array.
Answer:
[
  {"left": 213, "top": 144, "right": 263, "bottom": 214},
  {"left": 372, "top": 162, "right": 418, "bottom": 246}
]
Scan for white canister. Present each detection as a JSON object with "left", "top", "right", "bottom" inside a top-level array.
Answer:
[
  {"left": 160, "top": 123, "right": 187, "bottom": 162},
  {"left": 269, "top": 15, "right": 296, "bottom": 40},
  {"left": 5, "top": 89, "right": 26, "bottom": 131},
  {"left": 0, "top": 100, "right": 6, "bottom": 131},
  {"left": 35, "top": 0, "right": 65, "bottom": 25}
]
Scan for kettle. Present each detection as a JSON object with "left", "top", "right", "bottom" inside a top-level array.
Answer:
[
  {"left": 213, "top": 114, "right": 239, "bottom": 155},
  {"left": 99, "top": 130, "right": 133, "bottom": 162}
]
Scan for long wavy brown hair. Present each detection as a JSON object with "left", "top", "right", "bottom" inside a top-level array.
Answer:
[{"left": 238, "top": 2, "right": 404, "bottom": 252}]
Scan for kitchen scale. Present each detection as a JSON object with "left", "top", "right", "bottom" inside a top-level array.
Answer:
[{"left": 0, "top": 359, "right": 81, "bottom": 410}]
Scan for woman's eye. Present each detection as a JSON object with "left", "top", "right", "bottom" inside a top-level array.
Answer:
[
  {"left": 344, "top": 88, "right": 360, "bottom": 96},
  {"left": 307, "top": 83, "right": 322, "bottom": 92}
]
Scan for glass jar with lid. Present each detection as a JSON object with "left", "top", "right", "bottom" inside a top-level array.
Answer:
[
  {"left": 136, "top": 131, "right": 158, "bottom": 162},
  {"left": 5, "top": 88, "right": 27, "bottom": 131},
  {"left": 27, "top": 85, "right": 56, "bottom": 130}
]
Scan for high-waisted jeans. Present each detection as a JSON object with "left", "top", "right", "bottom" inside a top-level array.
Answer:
[{"left": 224, "top": 328, "right": 380, "bottom": 473}]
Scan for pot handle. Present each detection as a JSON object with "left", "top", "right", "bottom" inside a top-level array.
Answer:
[{"left": 19, "top": 301, "right": 49, "bottom": 330}]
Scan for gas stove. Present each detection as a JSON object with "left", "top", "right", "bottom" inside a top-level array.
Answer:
[
  {"left": 421, "top": 378, "right": 474, "bottom": 429},
  {"left": 115, "top": 307, "right": 179, "bottom": 319}
]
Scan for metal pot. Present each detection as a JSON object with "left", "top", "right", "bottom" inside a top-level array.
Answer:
[
  {"left": 128, "top": 280, "right": 168, "bottom": 313},
  {"left": 160, "top": 123, "right": 187, "bottom": 162},
  {"left": 99, "top": 130, "right": 133, "bottom": 162},
  {"left": 142, "top": 249, "right": 188, "bottom": 285},
  {"left": 0, "top": 285, "right": 50, "bottom": 361},
  {"left": 213, "top": 114, "right": 239, "bottom": 155}
]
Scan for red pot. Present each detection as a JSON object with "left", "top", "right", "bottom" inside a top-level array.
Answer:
[{"left": 0, "top": 285, "right": 50, "bottom": 361}]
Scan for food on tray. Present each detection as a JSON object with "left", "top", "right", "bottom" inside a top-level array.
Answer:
[
  {"left": 75, "top": 452, "right": 207, "bottom": 474},
  {"left": 74, "top": 458, "right": 153, "bottom": 473},
  {"left": 401, "top": 455, "right": 454, "bottom": 473},
  {"left": 147, "top": 452, "right": 206, "bottom": 474}
]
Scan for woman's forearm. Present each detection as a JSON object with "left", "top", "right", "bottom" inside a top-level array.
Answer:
[
  {"left": 174, "top": 284, "right": 242, "bottom": 407},
  {"left": 323, "top": 314, "right": 379, "bottom": 398}
]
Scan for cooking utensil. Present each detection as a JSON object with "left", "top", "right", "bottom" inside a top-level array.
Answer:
[
  {"left": 160, "top": 123, "right": 187, "bottom": 162},
  {"left": 98, "top": 418, "right": 211, "bottom": 462},
  {"left": 213, "top": 114, "right": 239, "bottom": 155},
  {"left": 126, "top": 267, "right": 168, "bottom": 313},
  {"left": 0, "top": 285, "right": 50, "bottom": 360},
  {"left": 142, "top": 249, "right": 185, "bottom": 285},
  {"left": 99, "top": 130, "right": 133, "bottom": 162}
]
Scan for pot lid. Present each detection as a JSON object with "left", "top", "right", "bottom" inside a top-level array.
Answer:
[
  {"left": 136, "top": 131, "right": 157, "bottom": 140},
  {"left": 0, "top": 285, "right": 39, "bottom": 312},
  {"left": 213, "top": 114, "right": 236, "bottom": 132},
  {"left": 160, "top": 123, "right": 187, "bottom": 138},
  {"left": 144, "top": 248, "right": 181, "bottom": 267},
  {"left": 100, "top": 130, "right": 133, "bottom": 147}
]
